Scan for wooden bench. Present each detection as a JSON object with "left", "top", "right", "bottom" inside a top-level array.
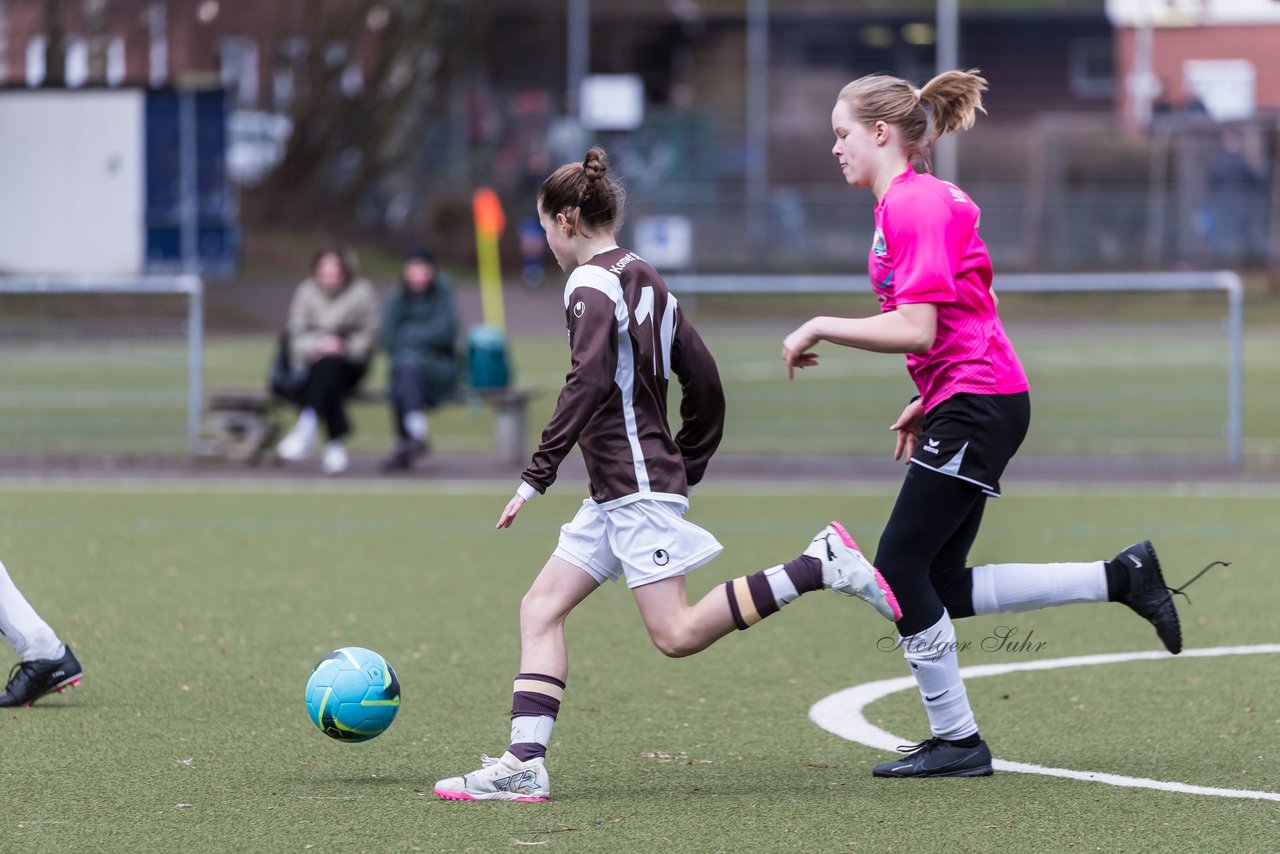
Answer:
[{"left": 198, "top": 386, "right": 535, "bottom": 466}]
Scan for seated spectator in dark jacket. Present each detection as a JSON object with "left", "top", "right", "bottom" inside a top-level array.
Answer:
[
  {"left": 380, "top": 250, "right": 460, "bottom": 471},
  {"left": 276, "top": 247, "right": 380, "bottom": 475}
]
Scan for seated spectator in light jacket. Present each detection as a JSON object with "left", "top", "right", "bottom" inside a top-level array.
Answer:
[
  {"left": 276, "top": 247, "right": 380, "bottom": 475},
  {"left": 380, "top": 249, "right": 460, "bottom": 471}
]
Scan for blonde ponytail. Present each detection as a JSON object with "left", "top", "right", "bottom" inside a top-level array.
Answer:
[
  {"left": 837, "top": 69, "right": 987, "bottom": 165},
  {"left": 918, "top": 69, "right": 987, "bottom": 141}
]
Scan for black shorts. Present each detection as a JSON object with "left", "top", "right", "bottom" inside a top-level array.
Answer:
[{"left": 909, "top": 392, "right": 1030, "bottom": 497}]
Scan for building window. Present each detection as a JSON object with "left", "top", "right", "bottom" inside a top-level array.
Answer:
[
  {"left": 272, "top": 37, "right": 307, "bottom": 112},
  {"left": 1068, "top": 38, "right": 1114, "bottom": 100},
  {"left": 220, "top": 37, "right": 260, "bottom": 108},
  {"left": 65, "top": 38, "right": 88, "bottom": 88},
  {"left": 340, "top": 63, "right": 363, "bottom": 97},
  {"left": 149, "top": 0, "right": 168, "bottom": 86},
  {"left": 26, "top": 35, "right": 46, "bottom": 87},
  {"left": 107, "top": 37, "right": 126, "bottom": 87}
]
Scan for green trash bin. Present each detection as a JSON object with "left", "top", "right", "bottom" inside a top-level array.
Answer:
[{"left": 468, "top": 324, "right": 511, "bottom": 390}]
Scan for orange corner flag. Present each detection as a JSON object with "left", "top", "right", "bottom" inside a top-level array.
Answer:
[{"left": 473, "top": 187, "right": 506, "bottom": 237}]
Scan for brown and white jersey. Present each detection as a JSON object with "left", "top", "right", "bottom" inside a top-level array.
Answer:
[{"left": 520, "top": 246, "right": 725, "bottom": 508}]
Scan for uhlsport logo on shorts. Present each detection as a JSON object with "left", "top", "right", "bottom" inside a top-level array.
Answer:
[
  {"left": 573, "top": 301, "right": 585, "bottom": 318},
  {"left": 652, "top": 549, "right": 670, "bottom": 566}
]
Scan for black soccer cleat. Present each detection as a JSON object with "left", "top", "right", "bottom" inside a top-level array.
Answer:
[
  {"left": 872, "top": 737, "right": 994, "bottom": 778},
  {"left": 0, "top": 646, "right": 83, "bottom": 708},
  {"left": 1114, "top": 541, "right": 1182, "bottom": 655}
]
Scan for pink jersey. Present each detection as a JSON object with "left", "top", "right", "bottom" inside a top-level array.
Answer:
[{"left": 869, "top": 167, "right": 1028, "bottom": 411}]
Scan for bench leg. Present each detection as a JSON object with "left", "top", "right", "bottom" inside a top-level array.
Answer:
[
  {"left": 200, "top": 409, "right": 276, "bottom": 465},
  {"left": 491, "top": 403, "right": 528, "bottom": 465}
]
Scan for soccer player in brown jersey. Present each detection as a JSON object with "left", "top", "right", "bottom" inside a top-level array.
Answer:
[{"left": 434, "top": 146, "right": 901, "bottom": 802}]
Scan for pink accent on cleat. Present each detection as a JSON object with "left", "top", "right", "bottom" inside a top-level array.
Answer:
[
  {"left": 434, "top": 787, "right": 548, "bottom": 803},
  {"left": 829, "top": 520, "right": 904, "bottom": 621},
  {"left": 875, "top": 575, "right": 904, "bottom": 622},
  {"left": 435, "top": 788, "right": 477, "bottom": 801},
  {"left": 828, "top": 520, "right": 861, "bottom": 552}
]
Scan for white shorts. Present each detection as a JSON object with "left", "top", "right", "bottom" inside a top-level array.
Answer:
[{"left": 553, "top": 498, "right": 724, "bottom": 589}]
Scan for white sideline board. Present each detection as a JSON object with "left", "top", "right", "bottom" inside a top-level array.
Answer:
[{"left": 0, "top": 90, "right": 145, "bottom": 275}]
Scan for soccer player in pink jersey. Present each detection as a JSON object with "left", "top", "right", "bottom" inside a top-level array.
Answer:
[
  {"left": 434, "top": 146, "right": 898, "bottom": 802},
  {"left": 782, "top": 71, "right": 1184, "bottom": 778}
]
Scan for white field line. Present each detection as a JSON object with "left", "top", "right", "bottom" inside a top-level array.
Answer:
[{"left": 809, "top": 645, "right": 1280, "bottom": 802}]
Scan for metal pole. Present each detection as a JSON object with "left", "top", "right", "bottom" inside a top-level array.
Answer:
[
  {"left": 1222, "top": 270, "right": 1244, "bottom": 469},
  {"left": 178, "top": 88, "right": 198, "bottom": 274},
  {"left": 746, "top": 0, "right": 768, "bottom": 255},
  {"left": 566, "top": 0, "right": 589, "bottom": 117},
  {"left": 933, "top": 0, "right": 959, "bottom": 181},
  {"left": 185, "top": 275, "right": 204, "bottom": 455}
]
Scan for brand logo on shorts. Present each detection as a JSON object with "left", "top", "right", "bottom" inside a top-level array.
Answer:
[
  {"left": 923, "top": 438, "right": 941, "bottom": 455},
  {"left": 653, "top": 549, "right": 670, "bottom": 566},
  {"left": 573, "top": 301, "right": 585, "bottom": 318}
]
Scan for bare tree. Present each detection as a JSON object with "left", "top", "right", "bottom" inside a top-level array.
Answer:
[{"left": 252, "top": 0, "right": 486, "bottom": 233}]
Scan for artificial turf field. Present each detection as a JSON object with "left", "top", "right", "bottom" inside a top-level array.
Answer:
[{"left": 2, "top": 480, "right": 1277, "bottom": 852}]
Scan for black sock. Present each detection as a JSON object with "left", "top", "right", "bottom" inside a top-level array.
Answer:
[
  {"left": 1104, "top": 558, "right": 1131, "bottom": 601},
  {"left": 945, "top": 732, "right": 982, "bottom": 748}
]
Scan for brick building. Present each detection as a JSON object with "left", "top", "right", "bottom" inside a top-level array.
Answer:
[
  {"left": 0, "top": 0, "right": 340, "bottom": 109},
  {"left": 1109, "top": 0, "right": 1280, "bottom": 128}
]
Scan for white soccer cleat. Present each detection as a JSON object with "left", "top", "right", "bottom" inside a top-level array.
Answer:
[
  {"left": 321, "top": 441, "right": 349, "bottom": 475},
  {"left": 434, "top": 752, "right": 551, "bottom": 802},
  {"left": 805, "top": 521, "right": 903, "bottom": 621},
  {"left": 277, "top": 419, "right": 317, "bottom": 461}
]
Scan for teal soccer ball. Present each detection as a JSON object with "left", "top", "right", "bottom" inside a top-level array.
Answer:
[{"left": 305, "top": 647, "right": 401, "bottom": 742}]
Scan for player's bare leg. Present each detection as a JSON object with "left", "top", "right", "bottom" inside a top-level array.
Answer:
[
  {"left": 516, "top": 556, "right": 600, "bottom": 679},
  {"left": 632, "top": 521, "right": 902, "bottom": 659},
  {"left": 435, "top": 556, "right": 596, "bottom": 802},
  {"left": 632, "top": 574, "right": 736, "bottom": 657}
]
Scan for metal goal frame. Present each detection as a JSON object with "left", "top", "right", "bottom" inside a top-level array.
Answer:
[
  {"left": 665, "top": 271, "right": 1244, "bottom": 468},
  {"left": 0, "top": 274, "right": 204, "bottom": 454}
]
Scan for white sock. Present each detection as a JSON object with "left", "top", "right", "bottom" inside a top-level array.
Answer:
[
  {"left": 404, "top": 411, "right": 428, "bottom": 442},
  {"left": 763, "top": 565, "right": 800, "bottom": 606},
  {"left": 509, "top": 715, "right": 555, "bottom": 757},
  {"left": 900, "top": 611, "right": 977, "bottom": 741},
  {"left": 970, "top": 561, "right": 1108, "bottom": 615},
  {"left": 0, "top": 559, "right": 64, "bottom": 661},
  {"left": 297, "top": 408, "right": 317, "bottom": 432}
]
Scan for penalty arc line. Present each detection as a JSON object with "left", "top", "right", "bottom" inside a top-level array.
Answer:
[{"left": 809, "top": 644, "right": 1280, "bottom": 802}]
